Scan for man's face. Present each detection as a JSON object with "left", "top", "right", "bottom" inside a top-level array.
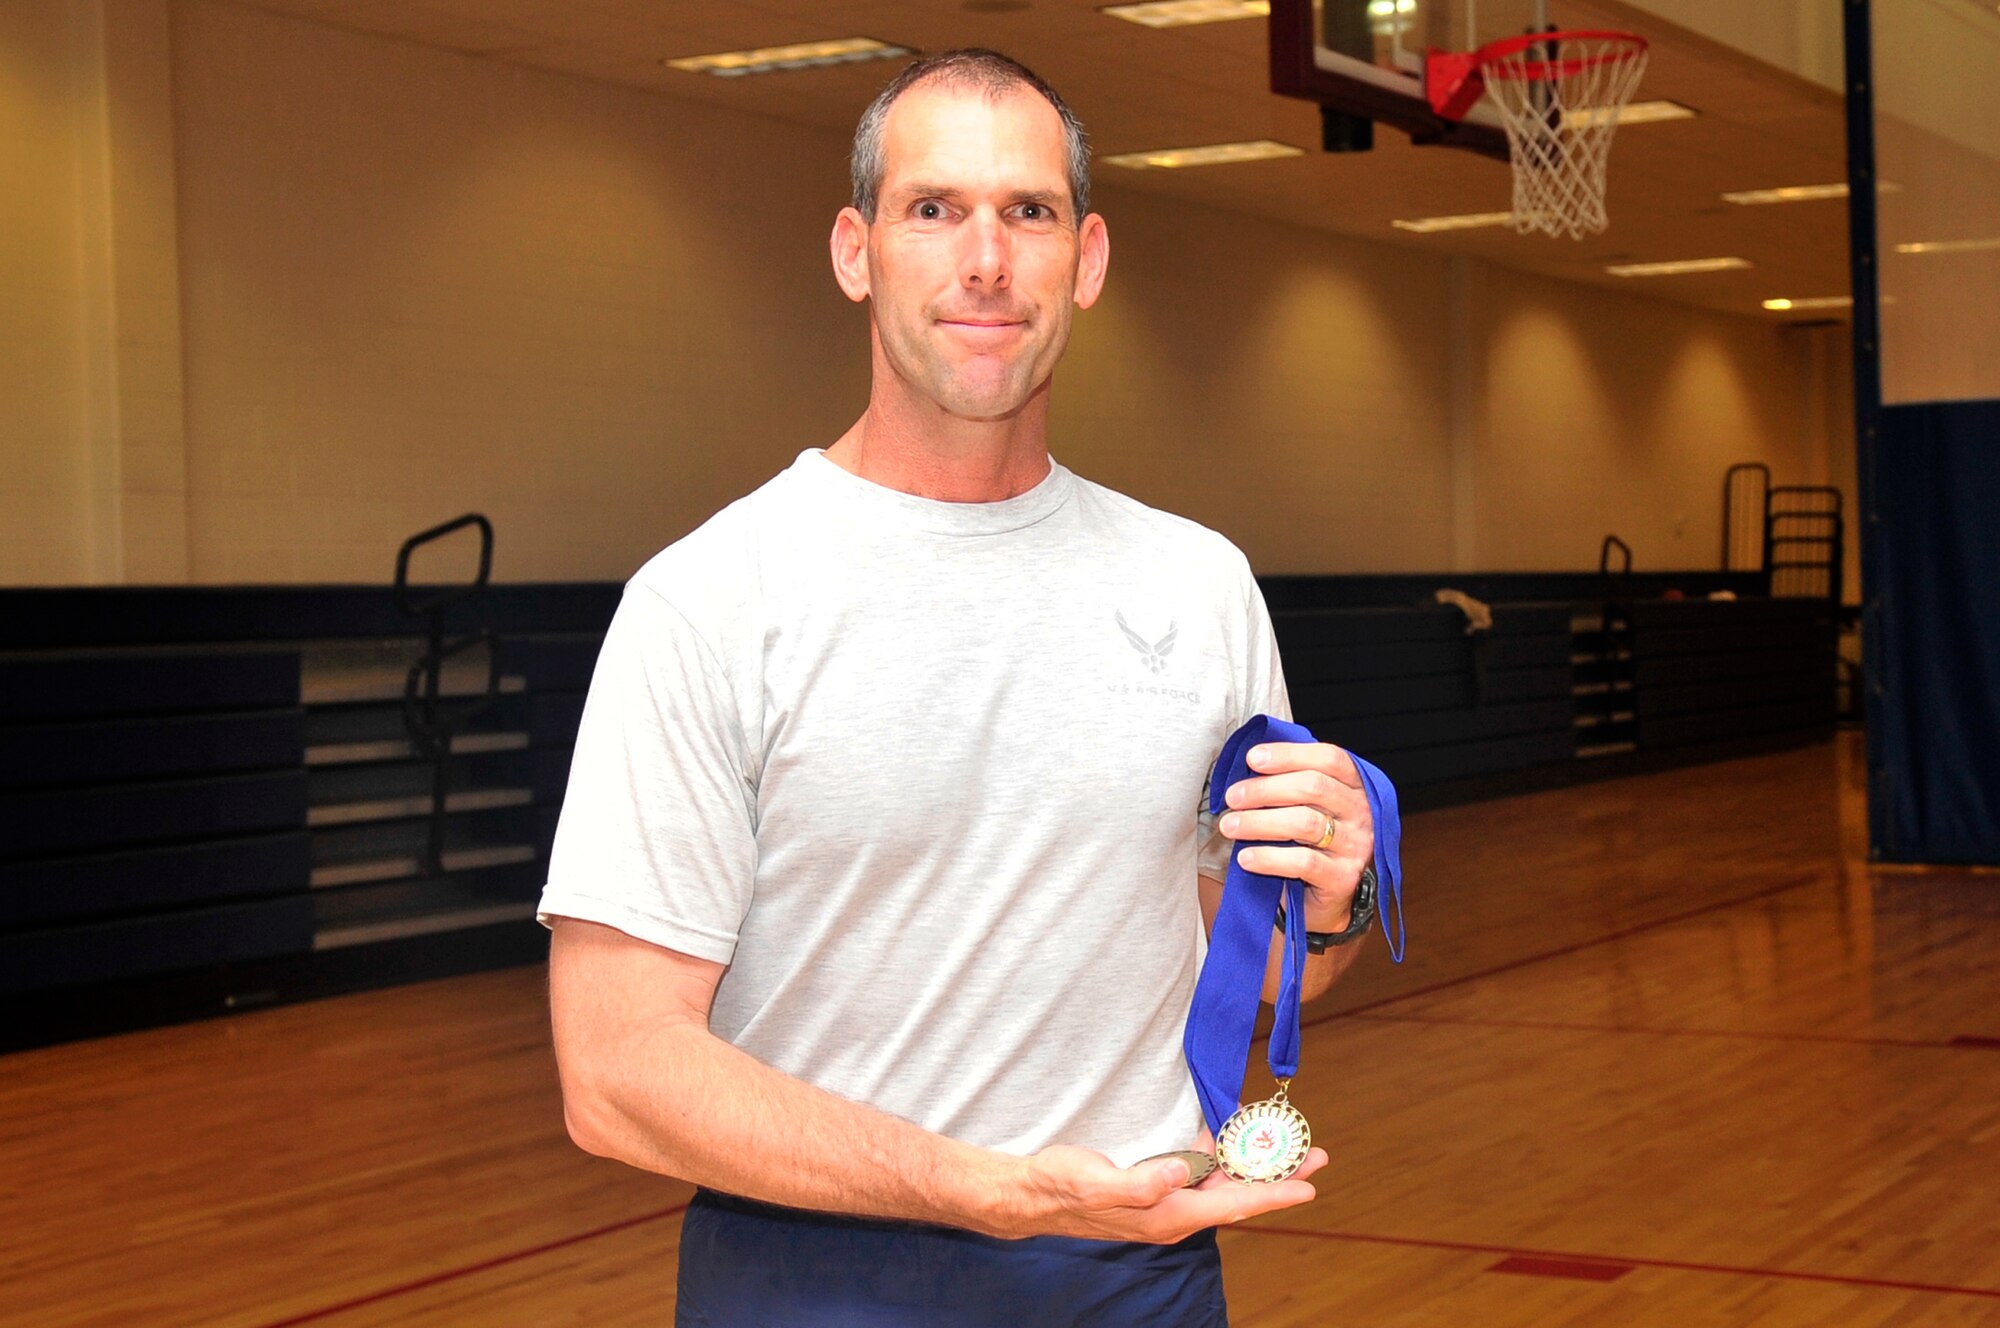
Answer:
[{"left": 849, "top": 82, "right": 1105, "bottom": 421}]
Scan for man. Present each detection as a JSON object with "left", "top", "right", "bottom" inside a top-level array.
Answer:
[{"left": 542, "top": 49, "right": 1379, "bottom": 1326}]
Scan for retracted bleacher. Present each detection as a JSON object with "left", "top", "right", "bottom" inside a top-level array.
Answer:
[
  {"left": 2, "top": 569, "right": 1837, "bottom": 1048},
  {"left": 0, "top": 585, "right": 616, "bottom": 1050},
  {"left": 1264, "top": 572, "right": 1838, "bottom": 808}
]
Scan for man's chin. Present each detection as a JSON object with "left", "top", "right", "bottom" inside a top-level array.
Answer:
[
  {"left": 936, "top": 385, "right": 1038, "bottom": 422},
  {"left": 880, "top": 343, "right": 1048, "bottom": 421},
  {"left": 908, "top": 364, "right": 1030, "bottom": 419}
]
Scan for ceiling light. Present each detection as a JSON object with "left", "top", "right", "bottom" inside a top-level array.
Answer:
[
  {"left": 1099, "top": 0, "right": 1268, "bottom": 27},
  {"left": 1723, "top": 182, "right": 1898, "bottom": 204},
  {"left": 1762, "top": 296, "right": 1851, "bottom": 311},
  {"left": 1101, "top": 140, "right": 1304, "bottom": 169},
  {"left": 666, "top": 37, "right": 912, "bottom": 77},
  {"left": 1566, "top": 99, "right": 1698, "bottom": 128},
  {"left": 1895, "top": 237, "right": 2000, "bottom": 255},
  {"left": 1724, "top": 183, "right": 1848, "bottom": 205},
  {"left": 1392, "top": 211, "right": 1514, "bottom": 233},
  {"left": 1605, "top": 257, "right": 1752, "bottom": 277}
]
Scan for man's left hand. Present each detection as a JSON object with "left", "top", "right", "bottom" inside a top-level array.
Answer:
[{"left": 1215, "top": 741, "right": 1374, "bottom": 934}]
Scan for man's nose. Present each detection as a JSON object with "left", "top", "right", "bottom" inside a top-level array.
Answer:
[{"left": 959, "top": 208, "right": 1011, "bottom": 290}]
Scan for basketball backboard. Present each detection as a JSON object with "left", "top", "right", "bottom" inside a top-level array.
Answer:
[{"left": 1269, "top": 0, "right": 1552, "bottom": 158}]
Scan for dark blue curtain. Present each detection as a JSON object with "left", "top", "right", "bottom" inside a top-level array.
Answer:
[{"left": 1868, "top": 398, "right": 2000, "bottom": 862}]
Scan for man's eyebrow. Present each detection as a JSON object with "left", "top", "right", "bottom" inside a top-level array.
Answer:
[{"left": 889, "top": 183, "right": 966, "bottom": 205}]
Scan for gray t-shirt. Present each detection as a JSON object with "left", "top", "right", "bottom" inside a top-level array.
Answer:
[{"left": 539, "top": 449, "right": 1289, "bottom": 1165}]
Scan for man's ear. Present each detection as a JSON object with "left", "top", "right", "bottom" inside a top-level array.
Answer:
[
  {"left": 830, "top": 207, "right": 872, "bottom": 303},
  {"left": 1072, "top": 212, "right": 1110, "bottom": 310}
]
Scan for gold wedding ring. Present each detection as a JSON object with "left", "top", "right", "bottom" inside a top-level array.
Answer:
[{"left": 1314, "top": 815, "right": 1337, "bottom": 851}]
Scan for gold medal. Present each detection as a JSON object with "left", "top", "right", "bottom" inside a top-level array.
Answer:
[{"left": 1215, "top": 1079, "right": 1311, "bottom": 1183}]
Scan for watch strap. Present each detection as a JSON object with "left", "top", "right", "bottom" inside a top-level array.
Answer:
[{"left": 1276, "top": 865, "right": 1378, "bottom": 953}]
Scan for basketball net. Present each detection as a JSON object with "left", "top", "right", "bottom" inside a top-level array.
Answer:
[{"left": 1430, "top": 31, "right": 1649, "bottom": 240}]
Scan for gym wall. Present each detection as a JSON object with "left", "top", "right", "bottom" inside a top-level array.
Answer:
[
  {"left": 3, "top": 0, "right": 1851, "bottom": 587},
  {"left": 0, "top": 0, "right": 187, "bottom": 584}
]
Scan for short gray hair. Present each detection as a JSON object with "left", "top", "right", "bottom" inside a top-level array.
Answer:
[{"left": 850, "top": 49, "right": 1091, "bottom": 223}]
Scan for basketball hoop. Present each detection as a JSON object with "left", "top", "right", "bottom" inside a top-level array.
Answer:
[{"left": 1426, "top": 30, "right": 1649, "bottom": 240}]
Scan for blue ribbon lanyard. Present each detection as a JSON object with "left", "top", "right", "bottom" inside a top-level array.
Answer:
[{"left": 1182, "top": 714, "right": 1406, "bottom": 1137}]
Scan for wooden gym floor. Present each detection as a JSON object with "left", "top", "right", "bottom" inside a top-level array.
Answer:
[{"left": 6, "top": 731, "right": 1998, "bottom": 1327}]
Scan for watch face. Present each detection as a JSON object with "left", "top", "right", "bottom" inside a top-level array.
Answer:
[{"left": 1340, "top": 867, "right": 1378, "bottom": 937}]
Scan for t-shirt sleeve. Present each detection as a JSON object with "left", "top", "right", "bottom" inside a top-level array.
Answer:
[
  {"left": 537, "top": 582, "right": 756, "bottom": 964},
  {"left": 1197, "top": 556, "right": 1293, "bottom": 880}
]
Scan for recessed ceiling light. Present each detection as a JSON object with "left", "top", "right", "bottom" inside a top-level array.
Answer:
[
  {"left": 1605, "top": 257, "right": 1752, "bottom": 277},
  {"left": 1762, "top": 296, "right": 1852, "bottom": 311},
  {"left": 1895, "top": 237, "right": 2000, "bottom": 255},
  {"left": 665, "top": 37, "right": 912, "bottom": 77},
  {"left": 1724, "top": 183, "right": 1849, "bottom": 205},
  {"left": 1101, "top": 140, "right": 1304, "bottom": 169},
  {"left": 1392, "top": 211, "right": 1515, "bottom": 233},
  {"left": 1566, "top": 99, "right": 1698, "bottom": 128},
  {"left": 1724, "top": 182, "right": 1901, "bottom": 204},
  {"left": 1100, "top": 0, "right": 1268, "bottom": 26}
]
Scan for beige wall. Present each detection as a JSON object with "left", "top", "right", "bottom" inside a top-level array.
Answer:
[
  {"left": 1054, "top": 191, "right": 1458, "bottom": 572},
  {"left": 1468, "top": 263, "right": 1818, "bottom": 571},
  {"left": 1, "top": 0, "right": 186, "bottom": 585},
  {"left": 0, "top": 0, "right": 93, "bottom": 584},
  {"left": 0, "top": 0, "right": 1852, "bottom": 586}
]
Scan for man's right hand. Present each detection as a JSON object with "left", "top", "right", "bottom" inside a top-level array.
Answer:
[{"left": 999, "top": 1143, "right": 1329, "bottom": 1244}]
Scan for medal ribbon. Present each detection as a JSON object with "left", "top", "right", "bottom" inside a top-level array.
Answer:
[{"left": 1184, "top": 714, "right": 1407, "bottom": 1137}]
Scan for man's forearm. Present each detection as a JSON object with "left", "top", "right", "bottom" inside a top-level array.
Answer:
[
  {"left": 1261, "top": 922, "right": 1361, "bottom": 1003},
  {"left": 561, "top": 1015, "right": 1028, "bottom": 1236}
]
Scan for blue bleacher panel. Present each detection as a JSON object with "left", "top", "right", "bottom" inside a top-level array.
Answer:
[
  {"left": 0, "top": 710, "right": 304, "bottom": 790},
  {"left": 0, "top": 833, "right": 311, "bottom": 930},
  {"left": 0, "top": 898, "right": 316, "bottom": 999}
]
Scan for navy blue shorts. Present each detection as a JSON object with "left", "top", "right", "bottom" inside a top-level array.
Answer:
[{"left": 675, "top": 1189, "right": 1229, "bottom": 1327}]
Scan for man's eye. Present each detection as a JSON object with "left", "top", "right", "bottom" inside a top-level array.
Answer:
[
  {"left": 916, "top": 201, "right": 945, "bottom": 220},
  {"left": 1020, "top": 204, "right": 1045, "bottom": 220}
]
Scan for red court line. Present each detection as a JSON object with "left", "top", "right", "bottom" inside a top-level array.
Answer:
[
  {"left": 1351, "top": 1010, "right": 1961, "bottom": 1051},
  {"left": 1489, "top": 1254, "right": 1634, "bottom": 1282},
  {"left": 254, "top": 1202, "right": 689, "bottom": 1328},
  {"left": 1233, "top": 1223, "right": 2000, "bottom": 1300},
  {"left": 1950, "top": 1035, "right": 2000, "bottom": 1050},
  {"left": 1305, "top": 872, "right": 1826, "bottom": 1031}
]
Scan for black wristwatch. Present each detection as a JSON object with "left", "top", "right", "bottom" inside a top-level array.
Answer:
[{"left": 1277, "top": 865, "right": 1378, "bottom": 953}]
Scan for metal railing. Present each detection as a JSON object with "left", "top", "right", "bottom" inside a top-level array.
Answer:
[
  {"left": 1720, "top": 464, "right": 1844, "bottom": 604},
  {"left": 394, "top": 513, "right": 499, "bottom": 876},
  {"left": 1765, "top": 486, "right": 1844, "bottom": 604}
]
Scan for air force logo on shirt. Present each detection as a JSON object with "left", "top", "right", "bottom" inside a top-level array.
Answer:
[
  {"left": 1116, "top": 610, "right": 1177, "bottom": 674},
  {"left": 1111, "top": 611, "right": 1200, "bottom": 703}
]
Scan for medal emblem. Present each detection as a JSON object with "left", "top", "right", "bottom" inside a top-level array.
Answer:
[{"left": 1215, "top": 1080, "right": 1311, "bottom": 1183}]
